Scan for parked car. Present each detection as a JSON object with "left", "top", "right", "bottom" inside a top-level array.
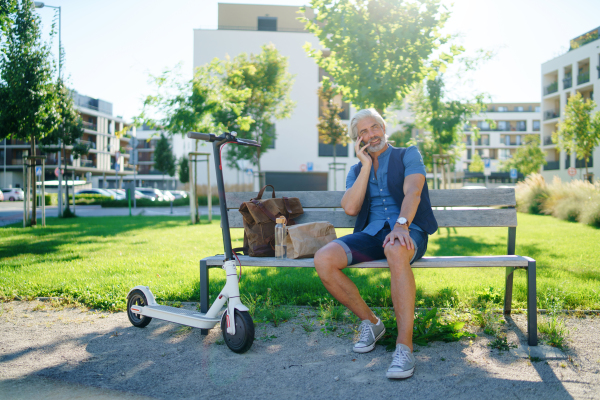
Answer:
[
  {"left": 169, "top": 190, "right": 189, "bottom": 199},
  {"left": 75, "top": 188, "right": 115, "bottom": 198},
  {"left": 0, "top": 191, "right": 3, "bottom": 201},
  {"left": 160, "top": 190, "right": 176, "bottom": 201},
  {"left": 104, "top": 189, "right": 126, "bottom": 200},
  {"left": 135, "top": 190, "right": 155, "bottom": 200},
  {"left": 1, "top": 188, "right": 24, "bottom": 201},
  {"left": 136, "top": 188, "right": 166, "bottom": 201}
]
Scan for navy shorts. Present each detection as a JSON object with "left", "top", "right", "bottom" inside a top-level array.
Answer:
[{"left": 332, "top": 222, "right": 428, "bottom": 266}]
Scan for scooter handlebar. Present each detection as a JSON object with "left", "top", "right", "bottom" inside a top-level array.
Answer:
[{"left": 187, "top": 132, "right": 213, "bottom": 141}]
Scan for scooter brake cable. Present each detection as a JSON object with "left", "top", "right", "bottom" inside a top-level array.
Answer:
[{"left": 233, "top": 251, "right": 242, "bottom": 281}]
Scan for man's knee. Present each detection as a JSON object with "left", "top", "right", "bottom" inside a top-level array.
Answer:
[
  {"left": 314, "top": 242, "right": 347, "bottom": 275},
  {"left": 384, "top": 242, "right": 413, "bottom": 264}
]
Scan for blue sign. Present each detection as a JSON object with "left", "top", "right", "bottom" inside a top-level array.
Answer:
[
  {"left": 307, "top": 162, "right": 314, "bottom": 171},
  {"left": 484, "top": 158, "right": 491, "bottom": 168},
  {"left": 245, "top": 168, "right": 253, "bottom": 176},
  {"left": 35, "top": 166, "right": 42, "bottom": 176},
  {"left": 510, "top": 168, "right": 518, "bottom": 179}
]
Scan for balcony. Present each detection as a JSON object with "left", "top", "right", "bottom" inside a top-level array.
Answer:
[
  {"left": 544, "top": 110, "right": 560, "bottom": 120},
  {"left": 577, "top": 71, "right": 590, "bottom": 85},
  {"left": 543, "top": 136, "right": 555, "bottom": 145},
  {"left": 78, "top": 140, "right": 96, "bottom": 150},
  {"left": 82, "top": 121, "right": 97, "bottom": 131},
  {"left": 563, "top": 75, "right": 572, "bottom": 89},
  {"left": 544, "top": 82, "right": 558, "bottom": 95},
  {"left": 79, "top": 159, "right": 94, "bottom": 168},
  {"left": 544, "top": 161, "right": 560, "bottom": 170},
  {"left": 576, "top": 156, "right": 593, "bottom": 168}
]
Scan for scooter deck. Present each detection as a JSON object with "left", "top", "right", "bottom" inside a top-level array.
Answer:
[{"left": 140, "top": 304, "right": 221, "bottom": 329}]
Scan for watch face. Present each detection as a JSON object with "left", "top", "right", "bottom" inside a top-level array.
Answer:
[{"left": 398, "top": 217, "right": 407, "bottom": 225}]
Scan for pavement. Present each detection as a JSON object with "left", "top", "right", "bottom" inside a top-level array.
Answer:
[{"left": 0, "top": 201, "right": 216, "bottom": 226}]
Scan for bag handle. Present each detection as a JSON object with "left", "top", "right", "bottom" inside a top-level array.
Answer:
[
  {"left": 253, "top": 185, "right": 275, "bottom": 200},
  {"left": 251, "top": 200, "right": 278, "bottom": 222}
]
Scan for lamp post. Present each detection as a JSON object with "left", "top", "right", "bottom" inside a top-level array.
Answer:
[{"left": 34, "top": 2, "right": 63, "bottom": 216}]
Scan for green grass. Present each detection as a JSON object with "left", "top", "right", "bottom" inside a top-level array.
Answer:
[{"left": 0, "top": 213, "right": 599, "bottom": 312}]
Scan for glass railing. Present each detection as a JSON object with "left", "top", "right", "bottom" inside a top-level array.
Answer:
[
  {"left": 79, "top": 140, "right": 96, "bottom": 149},
  {"left": 577, "top": 71, "right": 590, "bottom": 85},
  {"left": 80, "top": 159, "right": 94, "bottom": 167},
  {"left": 82, "top": 121, "right": 97, "bottom": 131},
  {"left": 544, "top": 161, "right": 560, "bottom": 170},
  {"left": 544, "top": 136, "right": 554, "bottom": 145},
  {"left": 544, "top": 82, "right": 558, "bottom": 95},
  {"left": 563, "top": 76, "right": 572, "bottom": 89},
  {"left": 544, "top": 110, "right": 560, "bottom": 120}
]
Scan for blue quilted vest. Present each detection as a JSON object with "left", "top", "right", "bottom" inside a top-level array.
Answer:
[{"left": 351, "top": 146, "right": 438, "bottom": 235}]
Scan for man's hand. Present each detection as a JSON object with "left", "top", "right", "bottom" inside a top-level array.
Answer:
[
  {"left": 383, "top": 226, "right": 413, "bottom": 250},
  {"left": 354, "top": 135, "right": 372, "bottom": 169}
]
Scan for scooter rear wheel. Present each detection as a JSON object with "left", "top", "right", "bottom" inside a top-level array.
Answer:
[
  {"left": 221, "top": 310, "right": 254, "bottom": 353},
  {"left": 127, "top": 289, "right": 152, "bottom": 328}
]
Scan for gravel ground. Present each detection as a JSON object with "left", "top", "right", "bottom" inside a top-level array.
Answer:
[{"left": 1, "top": 300, "right": 599, "bottom": 400}]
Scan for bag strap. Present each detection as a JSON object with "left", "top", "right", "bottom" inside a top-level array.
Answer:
[
  {"left": 251, "top": 200, "right": 278, "bottom": 222},
  {"left": 282, "top": 197, "right": 293, "bottom": 215},
  {"left": 253, "top": 185, "right": 275, "bottom": 200}
]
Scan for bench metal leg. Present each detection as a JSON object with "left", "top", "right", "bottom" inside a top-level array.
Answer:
[
  {"left": 527, "top": 259, "right": 538, "bottom": 346},
  {"left": 200, "top": 259, "right": 209, "bottom": 335},
  {"left": 504, "top": 267, "right": 514, "bottom": 315}
]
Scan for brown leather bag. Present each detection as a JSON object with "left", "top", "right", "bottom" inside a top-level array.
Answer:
[{"left": 236, "top": 185, "right": 303, "bottom": 257}]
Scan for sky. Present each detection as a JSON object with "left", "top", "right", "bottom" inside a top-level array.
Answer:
[{"left": 33, "top": 0, "right": 600, "bottom": 120}]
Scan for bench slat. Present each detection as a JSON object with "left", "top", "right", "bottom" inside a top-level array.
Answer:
[
  {"left": 226, "top": 208, "right": 517, "bottom": 228},
  {"left": 225, "top": 188, "right": 516, "bottom": 209},
  {"left": 204, "top": 255, "right": 530, "bottom": 268}
]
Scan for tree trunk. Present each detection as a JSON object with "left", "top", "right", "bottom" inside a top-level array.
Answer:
[
  {"left": 30, "top": 135, "right": 37, "bottom": 226},
  {"left": 64, "top": 141, "right": 70, "bottom": 213},
  {"left": 333, "top": 143, "right": 337, "bottom": 191}
]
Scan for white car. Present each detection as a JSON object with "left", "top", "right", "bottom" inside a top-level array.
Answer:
[
  {"left": 104, "top": 189, "right": 126, "bottom": 200},
  {"left": 1, "top": 188, "right": 24, "bottom": 201},
  {"left": 75, "top": 188, "right": 115, "bottom": 198}
]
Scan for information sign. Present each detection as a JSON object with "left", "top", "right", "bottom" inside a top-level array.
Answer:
[
  {"left": 307, "top": 162, "right": 314, "bottom": 171},
  {"left": 54, "top": 167, "right": 59, "bottom": 177},
  {"left": 510, "top": 168, "right": 518, "bottom": 180},
  {"left": 35, "top": 166, "right": 42, "bottom": 177},
  {"left": 483, "top": 158, "right": 491, "bottom": 177},
  {"left": 300, "top": 164, "right": 307, "bottom": 172}
]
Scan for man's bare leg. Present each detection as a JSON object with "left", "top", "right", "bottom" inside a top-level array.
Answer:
[
  {"left": 384, "top": 242, "right": 416, "bottom": 351},
  {"left": 314, "top": 242, "right": 378, "bottom": 324}
]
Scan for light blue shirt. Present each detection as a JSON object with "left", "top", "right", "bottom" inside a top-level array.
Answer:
[{"left": 346, "top": 145, "right": 426, "bottom": 236}]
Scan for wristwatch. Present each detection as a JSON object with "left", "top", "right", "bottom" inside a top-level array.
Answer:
[{"left": 395, "top": 217, "right": 408, "bottom": 228}]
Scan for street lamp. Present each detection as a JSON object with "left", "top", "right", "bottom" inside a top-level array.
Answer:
[{"left": 34, "top": 2, "right": 64, "bottom": 216}]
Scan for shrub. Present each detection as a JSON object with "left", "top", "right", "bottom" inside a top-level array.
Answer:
[
  {"left": 543, "top": 177, "right": 596, "bottom": 222},
  {"left": 515, "top": 174, "right": 549, "bottom": 214},
  {"left": 44, "top": 193, "right": 57, "bottom": 206},
  {"left": 579, "top": 191, "right": 600, "bottom": 227}
]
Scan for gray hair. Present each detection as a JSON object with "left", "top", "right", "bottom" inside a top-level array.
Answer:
[{"left": 349, "top": 108, "right": 386, "bottom": 141}]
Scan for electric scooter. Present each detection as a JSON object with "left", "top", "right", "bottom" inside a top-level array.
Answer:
[{"left": 126, "top": 131, "right": 260, "bottom": 354}]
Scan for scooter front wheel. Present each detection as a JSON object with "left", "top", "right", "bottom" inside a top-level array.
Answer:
[
  {"left": 221, "top": 310, "right": 254, "bottom": 353},
  {"left": 127, "top": 289, "right": 152, "bottom": 328}
]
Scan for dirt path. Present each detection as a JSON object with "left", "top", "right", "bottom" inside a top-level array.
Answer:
[{"left": 1, "top": 300, "right": 599, "bottom": 399}]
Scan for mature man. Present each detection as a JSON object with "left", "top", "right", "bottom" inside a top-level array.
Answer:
[{"left": 314, "top": 108, "right": 438, "bottom": 379}]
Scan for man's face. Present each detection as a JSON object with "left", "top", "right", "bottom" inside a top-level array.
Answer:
[{"left": 356, "top": 116, "right": 386, "bottom": 153}]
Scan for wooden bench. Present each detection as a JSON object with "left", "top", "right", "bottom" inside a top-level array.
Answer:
[{"left": 199, "top": 188, "right": 538, "bottom": 346}]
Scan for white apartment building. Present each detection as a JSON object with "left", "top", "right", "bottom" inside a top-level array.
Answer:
[
  {"left": 1, "top": 91, "right": 133, "bottom": 190},
  {"left": 193, "top": 3, "right": 382, "bottom": 191},
  {"left": 541, "top": 27, "right": 600, "bottom": 181},
  {"left": 460, "top": 103, "right": 541, "bottom": 174}
]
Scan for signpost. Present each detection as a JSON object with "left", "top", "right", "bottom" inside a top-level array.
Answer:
[
  {"left": 568, "top": 167, "right": 577, "bottom": 177},
  {"left": 510, "top": 168, "right": 518, "bottom": 183},
  {"left": 484, "top": 158, "right": 491, "bottom": 187}
]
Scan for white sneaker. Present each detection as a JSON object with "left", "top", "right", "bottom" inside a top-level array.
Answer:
[
  {"left": 353, "top": 318, "right": 386, "bottom": 353},
  {"left": 386, "top": 343, "right": 416, "bottom": 379}
]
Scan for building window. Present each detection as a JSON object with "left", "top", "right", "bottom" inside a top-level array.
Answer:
[
  {"left": 497, "top": 106, "right": 508, "bottom": 112},
  {"left": 535, "top": 106, "right": 541, "bottom": 112},
  {"left": 467, "top": 149, "right": 472, "bottom": 159},
  {"left": 533, "top": 121, "right": 540, "bottom": 131},
  {"left": 516, "top": 121, "right": 526, "bottom": 131},
  {"left": 264, "top": 124, "right": 276, "bottom": 149},
  {"left": 319, "top": 94, "right": 350, "bottom": 120},
  {"left": 318, "top": 143, "right": 348, "bottom": 157},
  {"left": 498, "top": 121, "right": 510, "bottom": 131},
  {"left": 258, "top": 16, "right": 277, "bottom": 31},
  {"left": 514, "top": 106, "right": 524, "bottom": 112}
]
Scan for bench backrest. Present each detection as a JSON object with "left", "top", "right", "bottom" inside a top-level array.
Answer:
[{"left": 225, "top": 188, "right": 517, "bottom": 229}]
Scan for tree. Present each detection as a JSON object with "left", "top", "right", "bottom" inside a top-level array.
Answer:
[
  {"left": 221, "top": 44, "right": 296, "bottom": 174},
  {"left": 153, "top": 133, "right": 176, "bottom": 189},
  {"left": 553, "top": 93, "right": 600, "bottom": 178},
  {"left": 388, "top": 123, "right": 414, "bottom": 148},
  {"left": 317, "top": 77, "right": 349, "bottom": 189},
  {"left": 40, "top": 79, "right": 87, "bottom": 215},
  {"left": 499, "top": 135, "right": 546, "bottom": 176},
  {"left": 0, "top": 0, "right": 60, "bottom": 225},
  {"left": 469, "top": 153, "right": 484, "bottom": 173},
  {"left": 300, "top": 0, "right": 461, "bottom": 112},
  {"left": 178, "top": 155, "right": 189, "bottom": 185}
]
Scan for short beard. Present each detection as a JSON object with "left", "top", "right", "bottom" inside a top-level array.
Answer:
[{"left": 368, "top": 137, "right": 387, "bottom": 153}]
